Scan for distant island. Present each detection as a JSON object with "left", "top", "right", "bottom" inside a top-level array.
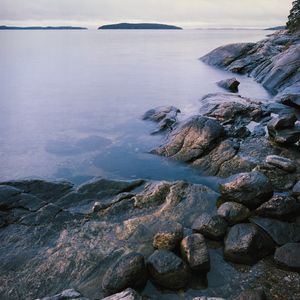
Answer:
[
  {"left": 0, "top": 25, "right": 87, "bottom": 30},
  {"left": 98, "top": 23, "right": 182, "bottom": 30},
  {"left": 265, "top": 26, "right": 286, "bottom": 30}
]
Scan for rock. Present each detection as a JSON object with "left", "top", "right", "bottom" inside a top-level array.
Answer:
[
  {"left": 217, "top": 78, "right": 240, "bottom": 92},
  {"left": 255, "top": 195, "right": 300, "bottom": 220},
  {"left": 102, "top": 252, "right": 147, "bottom": 295},
  {"left": 274, "top": 243, "right": 300, "bottom": 272},
  {"left": 250, "top": 217, "right": 300, "bottom": 245},
  {"left": 193, "top": 297, "right": 225, "bottom": 300},
  {"left": 219, "top": 172, "right": 273, "bottom": 209},
  {"left": 192, "top": 213, "right": 228, "bottom": 240},
  {"left": 268, "top": 125, "right": 300, "bottom": 145},
  {"left": 152, "top": 115, "right": 224, "bottom": 162},
  {"left": 180, "top": 234, "right": 210, "bottom": 272},
  {"left": 292, "top": 180, "right": 300, "bottom": 198},
  {"left": 142, "top": 106, "right": 180, "bottom": 134},
  {"left": 233, "top": 288, "right": 266, "bottom": 300},
  {"left": 224, "top": 223, "right": 275, "bottom": 265},
  {"left": 147, "top": 250, "right": 189, "bottom": 289},
  {"left": 152, "top": 220, "right": 183, "bottom": 251},
  {"left": 36, "top": 289, "right": 85, "bottom": 300},
  {"left": 265, "top": 155, "right": 297, "bottom": 173},
  {"left": 217, "top": 202, "right": 250, "bottom": 225},
  {"left": 277, "top": 83, "right": 300, "bottom": 110},
  {"left": 267, "top": 114, "right": 296, "bottom": 131},
  {"left": 102, "top": 288, "right": 141, "bottom": 300}
]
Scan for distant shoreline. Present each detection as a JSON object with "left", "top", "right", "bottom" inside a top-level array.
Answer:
[{"left": 0, "top": 25, "right": 88, "bottom": 30}]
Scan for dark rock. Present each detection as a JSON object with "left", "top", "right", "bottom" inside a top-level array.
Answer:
[
  {"left": 255, "top": 195, "right": 300, "bottom": 220},
  {"left": 192, "top": 213, "right": 228, "bottom": 240},
  {"left": 265, "top": 155, "right": 297, "bottom": 173},
  {"left": 250, "top": 217, "right": 300, "bottom": 245},
  {"left": 102, "top": 288, "right": 141, "bottom": 300},
  {"left": 233, "top": 288, "right": 266, "bottom": 300},
  {"left": 267, "top": 114, "right": 296, "bottom": 131},
  {"left": 102, "top": 252, "right": 147, "bottom": 295},
  {"left": 152, "top": 220, "right": 183, "bottom": 251},
  {"left": 217, "top": 78, "right": 240, "bottom": 93},
  {"left": 219, "top": 172, "right": 273, "bottom": 209},
  {"left": 292, "top": 180, "right": 300, "bottom": 198},
  {"left": 180, "top": 234, "right": 210, "bottom": 272},
  {"left": 142, "top": 106, "right": 180, "bottom": 134},
  {"left": 152, "top": 115, "right": 224, "bottom": 162},
  {"left": 268, "top": 125, "right": 300, "bottom": 145},
  {"left": 217, "top": 202, "right": 250, "bottom": 225},
  {"left": 224, "top": 223, "right": 275, "bottom": 265},
  {"left": 147, "top": 250, "right": 189, "bottom": 289},
  {"left": 274, "top": 243, "right": 300, "bottom": 272}
]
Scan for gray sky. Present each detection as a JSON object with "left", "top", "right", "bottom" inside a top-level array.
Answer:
[{"left": 0, "top": 0, "right": 294, "bottom": 29}]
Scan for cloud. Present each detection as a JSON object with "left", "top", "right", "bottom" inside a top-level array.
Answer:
[{"left": 0, "top": 0, "right": 294, "bottom": 28}]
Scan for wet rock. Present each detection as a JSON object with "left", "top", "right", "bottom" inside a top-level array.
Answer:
[
  {"left": 180, "top": 234, "right": 210, "bottom": 272},
  {"left": 102, "top": 252, "right": 147, "bottom": 295},
  {"left": 255, "top": 195, "right": 300, "bottom": 220},
  {"left": 152, "top": 115, "right": 224, "bottom": 162},
  {"left": 277, "top": 83, "right": 300, "bottom": 110},
  {"left": 217, "top": 78, "right": 240, "bottom": 93},
  {"left": 219, "top": 172, "right": 273, "bottom": 209},
  {"left": 147, "top": 250, "right": 189, "bottom": 290},
  {"left": 142, "top": 106, "right": 180, "bottom": 134},
  {"left": 102, "top": 288, "right": 141, "bottom": 300},
  {"left": 192, "top": 213, "right": 228, "bottom": 240},
  {"left": 233, "top": 288, "right": 266, "bottom": 300},
  {"left": 265, "top": 155, "right": 297, "bottom": 173},
  {"left": 250, "top": 217, "right": 300, "bottom": 245},
  {"left": 152, "top": 220, "right": 183, "bottom": 251},
  {"left": 292, "top": 180, "right": 300, "bottom": 198},
  {"left": 36, "top": 289, "right": 85, "bottom": 300},
  {"left": 267, "top": 114, "right": 296, "bottom": 131},
  {"left": 224, "top": 223, "right": 275, "bottom": 265},
  {"left": 217, "top": 202, "right": 250, "bottom": 225},
  {"left": 274, "top": 243, "right": 300, "bottom": 272},
  {"left": 268, "top": 125, "right": 300, "bottom": 145}
]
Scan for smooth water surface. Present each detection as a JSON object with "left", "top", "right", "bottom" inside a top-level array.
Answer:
[{"left": 0, "top": 29, "right": 271, "bottom": 184}]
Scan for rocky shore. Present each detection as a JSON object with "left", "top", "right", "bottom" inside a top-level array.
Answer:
[{"left": 1, "top": 30, "right": 300, "bottom": 300}]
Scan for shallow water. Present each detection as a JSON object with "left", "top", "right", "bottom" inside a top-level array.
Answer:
[{"left": 0, "top": 29, "right": 271, "bottom": 185}]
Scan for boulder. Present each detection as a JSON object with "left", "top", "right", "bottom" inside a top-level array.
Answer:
[
  {"left": 102, "top": 288, "right": 141, "bottom": 300},
  {"left": 152, "top": 115, "right": 224, "bottom": 162},
  {"left": 224, "top": 223, "right": 275, "bottom": 265},
  {"left": 255, "top": 195, "right": 300, "bottom": 220},
  {"left": 142, "top": 106, "right": 180, "bottom": 134},
  {"left": 250, "top": 217, "right": 300, "bottom": 245},
  {"left": 217, "top": 78, "right": 240, "bottom": 93},
  {"left": 147, "top": 250, "right": 189, "bottom": 290},
  {"left": 180, "top": 234, "right": 210, "bottom": 272},
  {"left": 274, "top": 243, "right": 300, "bottom": 272},
  {"left": 219, "top": 172, "right": 273, "bottom": 209},
  {"left": 153, "top": 220, "right": 183, "bottom": 251},
  {"left": 217, "top": 202, "right": 250, "bottom": 225},
  {"left": 292, "top": 180, "right": 300, "bottom": 198},
  {"left": 102, "top": 253, "right": 147, "bottom": 295},
  {"left": 233, "top": 288, "right": 266, "bottom": 300},
  {"left": 268, "top": 124, "right": 300, "bottom": 145},
  {"left": 265, "top": 155, "right": 297, "bottom": 173},
  {"left": 266, "top": 114, "right": 296, "bottom": 131},
  {"left": 192, "top": 213, "right": 228, "bottom": 240}
]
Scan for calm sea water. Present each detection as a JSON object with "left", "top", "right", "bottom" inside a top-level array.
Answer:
[{"left": 0, "top": 29, "right": 271, "bottom": 185}]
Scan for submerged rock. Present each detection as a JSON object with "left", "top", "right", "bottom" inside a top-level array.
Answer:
[
  {"left": 274, "top": 243, "right": 300, "bottom": 272},
  {"left": 224, "top": 223, "right": 275, "bottom": 265},
  {"left": 192, "top": 213, "right": 228, "bottom": 240},
  {"left": 216, "top": 78, "right": 240, "bottom": 93},
  {"left": 102, "top": 252, "right": 147, "bottom": 295},
  {"left": 180, "top": 234, "right": 210, "bottom": 272},
  {"left": 217, "top": 202, "right": 250, "bottom": 225},
  {"left": 219, "top": 172, "right": 273, "bottom": 209},
  {"left": 147, "top": 250, "right": 189, "bottom": 289}
]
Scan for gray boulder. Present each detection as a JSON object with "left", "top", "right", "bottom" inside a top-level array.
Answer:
[
  {"left": 147, "top": 250, "right": 189, "bottom": 290},
  {"left": 274, "top": 243, "right": 300, "bottom": 272},
  {"left": 192, "top": 213, "right": 228, "bottom": 240},
  {"left": 219, "top": 172, "right": 273, "bottom": 209},
  {"left": 217, "top": 202, "right": 250, "bottom": 225},
  {"left": 224, "top": 223, "right": 275, "bottom": 265},
  {"left": 152, "top": 220, "right": 183, "bottom": 251},
  {"left": 180, "top": 234, "right": 210, "bottom": 272},
  {"left": 216, "top": 78, "right": 240, "bottom": 93},
  {"left": 102, "top": 252, "right": 147, "bottom": 295},
  {"left": 265, "top": 155, "right": 297, "bottom": 173}
]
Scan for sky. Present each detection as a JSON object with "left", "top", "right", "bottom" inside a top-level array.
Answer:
[{"left": 0, "top": 0, "right": 294, "bottom": 29}]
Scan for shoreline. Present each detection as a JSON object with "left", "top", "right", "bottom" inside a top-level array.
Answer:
[{"left": 1, "top": 30, "right": 300, "bottom": 300}]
